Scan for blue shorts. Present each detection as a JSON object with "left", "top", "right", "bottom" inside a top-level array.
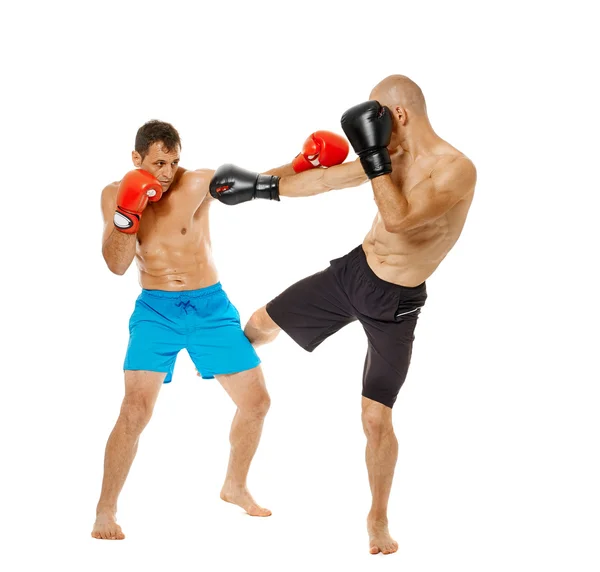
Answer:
[{"left": 124, "top": 283, "right": 260, "bottom": 382}]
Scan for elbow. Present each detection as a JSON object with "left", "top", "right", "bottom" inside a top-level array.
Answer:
[
  {"left": 105, "top": 259, "right": 127, "bottom": 276},
  {"left": 383, "top": 215, "right": 420, "bottom": 233},
  {"left": 109, "top": 264, "right": 127, "bottom": 276},
  {"left": 102, "top": 251, "right": 127, "bottom": 276},
  {"left": 382, "top": 218, "right": 405, "bottom": 234}
]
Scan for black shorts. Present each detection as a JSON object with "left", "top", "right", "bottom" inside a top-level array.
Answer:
[{"left": 266, "top": 245, "right": 427, "bottom": 408}]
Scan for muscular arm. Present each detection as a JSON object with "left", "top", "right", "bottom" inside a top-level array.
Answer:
[
  {"left": 101, "top": 184, "right": 136, "bottom": 275},
  {"left": 372, "top": 156, "right": 477, "bottom": 232},
  {"left": 276, "top": 159, "right": 367, "bottom": 198},
  {"left": 263, "top": 164, "right": 296, "bottom": 178}
]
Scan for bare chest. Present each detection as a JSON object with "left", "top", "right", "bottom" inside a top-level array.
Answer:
[{"left": 136, "top": 190, "right": 210, "bottom": 247}]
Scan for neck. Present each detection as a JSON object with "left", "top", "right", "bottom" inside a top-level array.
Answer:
[{"left": 392, "top": 116, "right": 439, "bottom": 160}]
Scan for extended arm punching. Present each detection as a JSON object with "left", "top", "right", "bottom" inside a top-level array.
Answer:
[{"left": 209, "top": 129, "right": 366, "bottom": 205}]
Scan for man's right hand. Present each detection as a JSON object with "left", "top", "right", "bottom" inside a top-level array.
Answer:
[
  {"left": 209, "top": 164, "right": 280, "bottom": 206},
  {"left": 113, "top": 169, "right": 163, "bottom": 234}
]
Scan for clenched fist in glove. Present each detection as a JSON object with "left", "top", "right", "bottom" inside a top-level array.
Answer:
[
  {"left": 113, "top": 169, "right": 163, "bottom": 234},
  {"left": 292, "top": 130, "right": 349, "bottom": 173},
  {"left": 209, "top": 164, "right": 280, "bottom": 206},
  {"left": 341, "top": 101, "right": 393, "bottom": 179}
]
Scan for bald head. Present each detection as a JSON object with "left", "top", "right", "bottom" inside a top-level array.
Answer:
[{"left": 370, "top": 75, "right": 427, "bottom": 116}]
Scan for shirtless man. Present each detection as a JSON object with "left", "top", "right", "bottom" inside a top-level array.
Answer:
[
  {"left": 209, "top": 75, "right": 476, "bottom": 555},
  {"left": 92, "top": 120, "right": 361, "bottom": 539}
]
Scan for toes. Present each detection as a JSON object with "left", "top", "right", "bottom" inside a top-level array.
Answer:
[
  {"left": 92, "top": 526, "right": 124, "bottom": 540},
  {"left": 382, "top": 541, "right": 399, "bottom": 554},
  {"left": 248, "top": 505, "right": 271, "bottom": 517},
  {"left": 370, "top": 539, "right": 399, "bottom": 555},
  {"left": 110, "top": 526, "right": 125, "bottom": 540}
]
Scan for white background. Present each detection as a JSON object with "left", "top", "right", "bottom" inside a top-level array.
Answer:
[{"left": 1, "top": 0, "right": 599, "bottom": 570}]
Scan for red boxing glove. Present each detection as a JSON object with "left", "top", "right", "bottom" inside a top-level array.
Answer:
[
  {"left": 113, "top": 169, "right": 163, "bottom": 234},
  {"left": 292, "top": 130, "right": 349, "bottom": 173}
]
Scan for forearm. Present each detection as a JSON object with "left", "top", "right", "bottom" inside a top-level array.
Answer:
[
  {"left": 263, "top": 163, "right": 296, "bottom": 178},
  {"left": 371, "top": 176, "right": 409, "bottom": 231},
  {"left": 278, "top": 159, "right": 367, "bottom": 198},
  {"left": 102, "top": 227, "right": 137, "bottom": 275}
]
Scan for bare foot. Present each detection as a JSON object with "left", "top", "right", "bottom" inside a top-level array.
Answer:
[
  {"left": 220, "top": 483, "right": 272, "bottom": 517},
  {"left": 367, "top": 518, "right": 398, "bottom": 555},
  {"left": 91, "top": 511, "right": 125, "bottom": 540}
]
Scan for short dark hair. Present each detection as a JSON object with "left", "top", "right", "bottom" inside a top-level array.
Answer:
[{"left": 135, "top": 120, "right": 181, "bottom": 159}]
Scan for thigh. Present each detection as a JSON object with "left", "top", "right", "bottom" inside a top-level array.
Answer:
[
  {"left": 361, "top": 313, "right": 421, "bottom": 408},
  {"left": 124, "top": 294, "right": 185, "bottom": 383},
  {"left": 266, "top": 266, "right": 356, "bottom": 352}
]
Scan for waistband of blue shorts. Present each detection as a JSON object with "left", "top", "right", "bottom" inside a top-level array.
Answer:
[{"left": 141, "top": 282, "right": 223, "bottom": 298}]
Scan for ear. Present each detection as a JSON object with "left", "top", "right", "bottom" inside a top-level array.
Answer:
[
  {"left": 132, "top": 151, "right": 142, "bottom": 168},
  {"left": 394, "top": 106, "right": 408, "bottom": 126}
]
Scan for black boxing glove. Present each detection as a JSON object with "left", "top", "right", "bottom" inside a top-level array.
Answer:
[
  {"left": 209, "top": 164, "right": 280, "bottom": 205},
  {"left": 340, "top": 100, "right": 393, "bottom": 179}
]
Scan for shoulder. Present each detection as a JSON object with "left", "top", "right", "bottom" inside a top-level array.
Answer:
[
  {"left": 100, "top": 181, "right": 120, "bottom": 220},
  {"left": 179, "top": 168, "right": 216, "bottom": 201},
  {"left": 101, "top": 180, "right": 119, "bottom": 203},
  {"left": 432, "top": 153, "right": 476, "bottom": 195},
  {"left": 180, "top": 168, "right": 214, "bottom": 185}
]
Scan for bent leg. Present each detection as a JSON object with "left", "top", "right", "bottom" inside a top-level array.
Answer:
[
  {"left": 253, "top": 265, "right": 356, "bottom": 352},
  {"left": 216, "top": 365, "right": 272, "bottom": 516},
  {"left": 92, "top": 370, "right": 165, "bottom": 539}
]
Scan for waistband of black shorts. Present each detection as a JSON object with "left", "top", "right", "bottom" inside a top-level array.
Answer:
[
  {"left": 141, "top": 282, "right": 223, "bottom": 298},
  {"left": 349, "top": 245, "right": 427, "bottom": 296}
]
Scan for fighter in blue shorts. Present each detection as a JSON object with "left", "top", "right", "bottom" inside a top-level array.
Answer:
[{"left": 93, "top": 120, "right": 361, "bottom": 540}]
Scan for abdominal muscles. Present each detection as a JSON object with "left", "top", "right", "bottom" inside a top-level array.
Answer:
[
  {"left": 136, "top": 222, "right": 218, "bottom": 291},
  {"left": 363, "top": 207, "right": 467, "bottom": 286}
]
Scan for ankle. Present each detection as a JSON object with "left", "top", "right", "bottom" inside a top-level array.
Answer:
[
  {"left": 367, "top": 512, "right": 388, "bottom": 526},
  {"left": 96, "top": 504, "right": 117, "bottom": 517},
  {"left": 222, "top": 478, "right": 247, "bottom": 489}
]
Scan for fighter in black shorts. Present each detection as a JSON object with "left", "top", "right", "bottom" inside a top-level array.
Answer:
[{"left": 209, "top": 75, "right": 476, "bottom": 555}]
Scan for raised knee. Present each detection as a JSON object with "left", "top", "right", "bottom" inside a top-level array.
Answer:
[
  {"left": 120, "top": 394, "right": 154, "bottom": 431},
  {"left": 246, "top": 309, "right": 262, "bottom": 331},
  {"left": 247, "top": 306, "right": 278, "bottom": 336}
]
